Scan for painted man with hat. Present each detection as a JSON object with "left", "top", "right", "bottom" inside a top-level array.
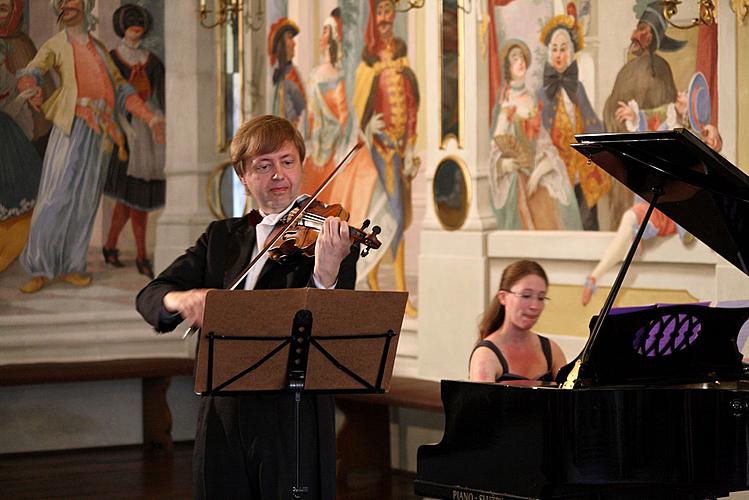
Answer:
[
  {"left": 352, "top": 0, "right": 420, "bottom": 316},
  {"left": 604, "top": 0, "right": 721, "bottom": 147},
  {"left": 268, "top": 17, "right": 306, "bottom": 130},
  {"left": 603, "top": 1, "right": 687, "bottom": 137},
  {"left": 582, "top": 0, "right": 722, "bottom": 305},
  {"left": 539, "top": 13, "right": 607, "bottom": 231}
]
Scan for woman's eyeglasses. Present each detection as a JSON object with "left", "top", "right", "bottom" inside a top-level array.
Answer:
[{"left": 502, "top": 290, "right": 551, "bottom": 303}]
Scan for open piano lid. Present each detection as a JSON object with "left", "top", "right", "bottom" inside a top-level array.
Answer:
[
  {"left": 572, "top": 128, "right": 749, "bottom": 275},
  {"left": 570, "top": 129, "right": 749, "bottom": 385}
]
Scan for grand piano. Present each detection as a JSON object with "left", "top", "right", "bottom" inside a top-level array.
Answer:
[{"left": 415, "top": 129, "right": 749, "bottom": 499}]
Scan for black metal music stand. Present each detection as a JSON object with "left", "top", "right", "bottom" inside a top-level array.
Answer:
[{"left": 194, "top": 288, "right": 408, "bottom": 498}]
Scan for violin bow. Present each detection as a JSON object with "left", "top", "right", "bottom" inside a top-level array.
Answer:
[{"left": 183, "top": 141, "right": 363, "bottom": 339}]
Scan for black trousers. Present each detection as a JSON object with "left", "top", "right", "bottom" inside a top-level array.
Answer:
[{"left": 193, "top": 394, "right": 336, "bottom": 499}]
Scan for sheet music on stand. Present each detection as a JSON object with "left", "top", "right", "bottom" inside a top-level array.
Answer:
[{"left": 194, "top": 288, "right": 408, "bottom": 498}]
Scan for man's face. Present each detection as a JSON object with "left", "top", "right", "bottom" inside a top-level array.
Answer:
[
  {"left": 0, "top": 0, "right": 12, "bottom": 27},
  {"left": 375, "top": 0, "right": 395, "bottom": 39},
  {"left": 59, "top": 0, "right": 84, "bottom": 26},
  {"left": 284, "top": 31, "right": 296, "bottom": 60},
  {"left": 549, "top": 29, "right": 572, "bottom": 73},
  {"left": 630, "top": 22, "right": 653, "bottom": 56},
  {"left": 239, "top": 141, "right": 303, "bottom": 214}
]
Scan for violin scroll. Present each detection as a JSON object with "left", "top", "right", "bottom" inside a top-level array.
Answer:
[{"left": 359, "top": 221, "right": 381, "bottom": 258}]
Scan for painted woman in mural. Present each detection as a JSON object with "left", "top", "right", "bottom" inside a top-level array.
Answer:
[
  {"left": 101, "top": 3, "right": 165, "bottom": 279},
  {"left": 15, "top": 0, "right": 164, "bottom": 293},
  {"left": 300, "top": 8, "right": 378, "bottom": 228},
  {"left": 539, "top": 13, "right": 608, "bottom": 231},
  {"left": 489, "top": 39, "right": 581, "bottom": 230},
  {"left": 0, "top": 39, "right": 42, "bottom": 273},
  {"left": 300, "top": 8, "right": 349, "bottom": 199},
  {"left": 268, "top": 17, "right": 306, "bottom": 131},
  {"left": 353, "top": 0, "right": 420, "bottom": 317}
]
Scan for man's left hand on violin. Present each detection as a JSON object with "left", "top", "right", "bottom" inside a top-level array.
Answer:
[{"left": 313, "top": 216, "right": 354, "bottom": 288}]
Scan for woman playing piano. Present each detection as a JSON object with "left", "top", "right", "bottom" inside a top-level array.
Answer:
[{"left": 469, "top": 260, "right": 566, "bottom": 382}]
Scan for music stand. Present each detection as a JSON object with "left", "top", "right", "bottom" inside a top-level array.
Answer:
[{"left": 194, "top": 288, "right": 408, "bottom": 498}]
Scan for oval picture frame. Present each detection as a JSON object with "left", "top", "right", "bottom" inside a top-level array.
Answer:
[{"left": 433, "top": 156, "right": 471, "bottom": 230}]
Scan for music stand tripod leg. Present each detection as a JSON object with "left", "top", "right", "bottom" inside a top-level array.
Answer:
[{"left": 288, "top": 310, "right": 313, "bottom": 498}]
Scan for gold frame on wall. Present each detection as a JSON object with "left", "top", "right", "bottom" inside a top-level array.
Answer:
[
  {"left": 215, "top": 2, "right": 245, "bottom": 153},
  {"left": 439, "top": 0, "right": 464, "bottom": 150},
  {"left": 432, "top": 155, "right": 472, "bottom": 230}
]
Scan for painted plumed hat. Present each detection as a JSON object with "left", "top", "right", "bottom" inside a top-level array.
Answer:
[{"left": 267, "top": 17, "right": 299, "bottom": 66}]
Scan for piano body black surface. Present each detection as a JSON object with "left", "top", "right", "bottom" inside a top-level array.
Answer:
[
  {"left": 417, "top": 379, "right": 749, "bottom": 499},
  {"left": 416, "top": 130, "right": 749, "bottom": 499}
]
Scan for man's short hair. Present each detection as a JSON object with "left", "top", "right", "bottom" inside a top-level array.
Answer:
[{"left": 230, "top": 115, "right": 306, "bottom": 177}]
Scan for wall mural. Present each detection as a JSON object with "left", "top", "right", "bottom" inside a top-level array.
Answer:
[
  {"left": 0, "top": 0, "right": 50, "bottom": 275},
  {"left": 102, "top": 3, "right": 166, "bottom": 280},
  {"left": 267, "top": 0, "right": 420, "bottom": 317},
  {"left": 0, "top": 0, "right": 166, "bottom": 298},
  {"left": 2, "top": 1, "right": 722, "bottom": 318},
  {"left": 487, "top": 0, "right": 721, "bottom": 304}
]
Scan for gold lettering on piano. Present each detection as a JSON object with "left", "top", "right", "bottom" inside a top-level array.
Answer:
[{"left": 451, "top": 489, "right": 508, "bottom": 500}]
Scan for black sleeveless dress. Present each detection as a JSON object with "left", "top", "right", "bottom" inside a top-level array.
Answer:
[{"left": 470, "top": 336, "right": 554, "bottom": 382}]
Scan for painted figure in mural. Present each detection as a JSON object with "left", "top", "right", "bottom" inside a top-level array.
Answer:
[
  {"left": 581, "top": 1, "right": 722, "bottom": 305},
  {"left": 300, "top": 8, "right": 351, "bottom": 201},
  {"left": 0, "top": 0, "right": 47, "bottom": 274},
  {"left": 0, "top": 0, "right": 53, "bottom": 153},
  {"left": 301, "top": 7, "right": 378, "bottom": 229},
  {"left": 489, "top": 39, "right": 581, "bottom": 231},
  {"left": 0, "top": 39, "right": 42, "bottom": 273},
  {"left": 137, "top": 115, "right": 356, "bottom": 499},
  {"left": 15, "top": 0, "right": 165, "bottom": 293},
  {"left": 353, "top": 0, "right": 419, "bottom": 316},
  {"left": 268, "top": 17, "right": 306, "bottom": 131},
  {"left": 102, "top": 3, "right": 165, "bottom": 279},
  {"left": 539, "top": 14, "right": 608, "bottom": 231}
]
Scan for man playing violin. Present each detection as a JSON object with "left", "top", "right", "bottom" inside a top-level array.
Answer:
[{"left": 136, "top": 114, "right": 358, "bottom": 499}]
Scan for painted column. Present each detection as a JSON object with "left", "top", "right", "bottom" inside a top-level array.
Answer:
[
  {"left": 154, "top": 3, "right": 223, "bottom": 272},
  {"left": 417, "top": 4, "right": 494, "bottom": 381}
]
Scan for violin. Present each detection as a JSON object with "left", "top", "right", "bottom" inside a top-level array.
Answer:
[{"left": 268, "top": 200, "right": 382, "bottom": 263}]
